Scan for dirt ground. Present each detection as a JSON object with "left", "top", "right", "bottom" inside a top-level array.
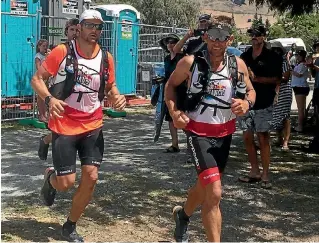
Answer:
[{"left": 2, "top": 108, "right": 319, "bottom": 242}]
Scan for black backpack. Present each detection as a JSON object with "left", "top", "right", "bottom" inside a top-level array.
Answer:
[
  {"left": 48, "top": 41, "right": 109, "bottom": 102},
  {"left": 178, "top": 52, "right": 239, "bottom": 112}
]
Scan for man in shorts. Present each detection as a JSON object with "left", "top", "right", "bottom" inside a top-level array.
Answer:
[
  {"left": 38, "top": 18, "right": 80, "bottom": 161},
  {"left": 238, "top": 24, "right": 282, "bottom": 189},
  {"left": 165, "top": 21, "right": 256, "bottom": 242},
  {"left": 31, "top": 10, "right": 126, "bottom": 241}
]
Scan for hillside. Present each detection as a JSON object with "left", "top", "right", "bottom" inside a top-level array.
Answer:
[{"left": 200, "top": 0, "right": 277, "bottom": 29}]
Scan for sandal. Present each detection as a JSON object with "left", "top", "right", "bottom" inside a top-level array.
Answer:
[
  {"left": 238, "top": 175, "right": 261, "bottom": 183},
  {"left": 260, "top": 180, "right": 272, "bottom": 189},
  {"left": 164, "top": 146, "right": 180, "bottom": 153}
]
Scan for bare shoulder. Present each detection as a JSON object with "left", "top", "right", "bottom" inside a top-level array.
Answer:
[{"left": 177, "top": 55, "right": 195, "bottom": 69}]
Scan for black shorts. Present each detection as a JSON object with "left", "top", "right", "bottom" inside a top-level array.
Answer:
[
  {"left": 187, "top": 132, "right": 232, "bottom": 187},
  {"left": 293, "top": 87, "right": 310, "bottom": 96},
  {"left": 52, "top": 128, "right": 104, "bottom": 176}
]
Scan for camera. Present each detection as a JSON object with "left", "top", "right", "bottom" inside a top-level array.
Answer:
[{"left": 193, "top": 28, "right": 207, "bottom": 37}]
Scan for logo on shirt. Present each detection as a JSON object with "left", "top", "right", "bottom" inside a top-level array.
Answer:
[
  {"left": 207, "top": 82, "right": 226, "bottom": 97},
  {"left": 76, "top": 68, "right": 93, "bottom": 86}
]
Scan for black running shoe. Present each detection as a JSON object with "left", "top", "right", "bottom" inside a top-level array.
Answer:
[
  {"left": 62, "top": 222, "right": 84, "bottom": 242},
  {"left": 38, "top": 135, "right": 49, "bottom": 160},
  {"left": 173, "top": 206, "right": 189, "bottom": 243},
  {"left": 40, "top": 167, "right": 56, "bottom": 206}
]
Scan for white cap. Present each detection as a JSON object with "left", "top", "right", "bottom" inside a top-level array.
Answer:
[{"left": 79, "top": 10, "right": 103, "bottom": 23}]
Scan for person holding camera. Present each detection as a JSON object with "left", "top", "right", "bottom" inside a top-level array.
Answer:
[{"left": 173, "top": 14, "right": 211, "bottom": 55}]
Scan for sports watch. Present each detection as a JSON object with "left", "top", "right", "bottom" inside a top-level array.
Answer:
[{"left": 246, "top": 99, "right": 253, "bottom": 110}]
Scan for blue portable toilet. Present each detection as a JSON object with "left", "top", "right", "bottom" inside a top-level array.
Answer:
[
  {"left": 1, "top": 0, "right": 40, "bottom": 98},
  {"left": 93, "top": 4, "right": 140, "bottom": 95}
]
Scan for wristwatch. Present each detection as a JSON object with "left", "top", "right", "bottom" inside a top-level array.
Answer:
[
  {"left": 246, "top": 99, "right": 253, "bottom": 110},
  {"left": 44, "top": 95, "right": 53, "bottom": 109}
]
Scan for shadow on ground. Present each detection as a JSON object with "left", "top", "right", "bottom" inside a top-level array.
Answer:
[{"left": 1, "top": 112, "right": 319, "bottom": 241}]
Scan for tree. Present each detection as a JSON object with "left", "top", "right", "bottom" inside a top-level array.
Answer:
[
  {"left": 249, "top": 0, "right": 317, "bottom": 15},
  {"left": 265, "top": 18, "right": 271, "bottom": 29},
  {"left": 231, "top": 12, "right": 235, "bottom": 27},
  {"left": 268, "top": 13, "right": 319, "bottom": 50},
  {"left": 92, "top": 0, "right": 199, "bottom": 27},
  {"left": 259, "top": 15, "right": 263, "bottom": 24}
]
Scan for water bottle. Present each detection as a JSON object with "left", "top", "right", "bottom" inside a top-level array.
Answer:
[{"left": 235, "top": 81, "right": 246, "bottom": 100}]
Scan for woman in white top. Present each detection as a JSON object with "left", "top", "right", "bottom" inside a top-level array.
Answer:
[
  {"left": 291, "top": 49, "right": 310, "bottom": 132},
  {"left": 35, "top": 39, "right": 49, "bottom": 122}
]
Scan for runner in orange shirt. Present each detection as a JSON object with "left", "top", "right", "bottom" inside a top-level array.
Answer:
[{"left": 31, "top": 10, "right": 126, "bottom": 242}]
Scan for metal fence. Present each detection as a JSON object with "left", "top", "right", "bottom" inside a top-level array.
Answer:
[{"left": 1, "top": 14, "right": 187, "bottom": 121}]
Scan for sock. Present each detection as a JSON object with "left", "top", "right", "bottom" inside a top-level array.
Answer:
[
  {"left": 178, "top": 208, "right": 190, "bottom": 221},
  {"left": 64, "top": 217, "right": 76, "bottom": 233}
]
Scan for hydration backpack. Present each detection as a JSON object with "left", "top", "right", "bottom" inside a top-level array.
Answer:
[
  {"left": 179, "top": 52, "right": 242, "bottom": 112},
  {"left": 48, "top": 41, "right": 109, "bottom": 102}
]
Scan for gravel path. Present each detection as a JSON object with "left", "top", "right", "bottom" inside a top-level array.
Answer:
[{"left": 2, "top": 109, "right": 319, "bottom": 242}]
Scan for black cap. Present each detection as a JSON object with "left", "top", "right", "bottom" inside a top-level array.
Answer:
[
  {"left": 247, "top": 24, "right": 267, "bottom": 36},
  {"left": 159, "top": 33, "right": 180, "bottom": 53},
  {"left": 206, "top": 23, "right": 231, "bottom": 41},
  {"left": 199, "top": 14, "right": 211, "bottom": 21},
  {"left": 270, "top": 41, "right": 285, "bottom": 51},
  {"left": 296, "top": 49, "right": 307, "bottom": 58}
]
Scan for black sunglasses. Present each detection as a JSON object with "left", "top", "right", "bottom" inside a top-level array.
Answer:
[
  {"left": 82, "top": 22, "right": 104, "bottom": 30},
  {"left": 206, "top": 28, "right": 230, "bottom": 42}
]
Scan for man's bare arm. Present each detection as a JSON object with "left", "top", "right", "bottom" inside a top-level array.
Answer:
[
  {"left": 165, "top": 56, "right": 193, "bottom": 115},
  {"left": 105, "top": 82, "right": 120, "bottom": 98},
  {"left": 31, "top": 66, "right": 52, "bottom": 100},
  {"left": 237, "top": 57, "right": 256, "bottom": 106},
  {"left": 172, "top": 31, "right": 192, "bottom": 55}
]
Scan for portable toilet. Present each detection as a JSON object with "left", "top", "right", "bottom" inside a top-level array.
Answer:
[
  {"left": 93, "top": 4, "right": 140, "bottom": 95},
  {"left": 1, "top": 0, "right": 41, "bottom": 98}
]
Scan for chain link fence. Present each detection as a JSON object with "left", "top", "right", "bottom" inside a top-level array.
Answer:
[{"left": 2, "top": 14, "right": 188, "bottom": 121}]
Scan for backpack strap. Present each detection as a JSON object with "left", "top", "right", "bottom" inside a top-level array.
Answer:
[
  {"left": 98, "top": 50, "right": 109, "bottom": 102},
  {"left": 62, "top": 41, "right": 78, "bottom": 100},
  {"left": 228, "top": 54, "right": 238, "bottom": 87}
]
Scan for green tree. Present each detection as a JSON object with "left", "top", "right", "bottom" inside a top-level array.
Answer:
[
  {"left": 250, "top": 0, "right": 317, "bottom": 15},
  {"left": 92, "top": 0, "right": 199, "bottom": 27},
  {"left": 265, "top": 18, "right": 271, "bottom": 29},
  {"left": 268, "top": 13, "right": 319, "bottom": 50},
  {"left": 259, "top": 15, "right": 263, "bottom": 24}
]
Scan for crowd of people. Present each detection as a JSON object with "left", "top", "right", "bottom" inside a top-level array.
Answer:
[{"left": 31, "top": 10, "right": 318, "bottom": 242}]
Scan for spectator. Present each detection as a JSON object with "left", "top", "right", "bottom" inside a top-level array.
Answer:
[
  {"left": 35, "top": 39, "right": 49, "bottom": 123},
  {"left": 238, "top": 24, "right": 282, "bottom": 189},
  {"left": 291, "top": 50, "right": 309, "bottom": 132},
  {"left": 270, "top": 42, "right": 292, "bottom": 150},
  {"left": 159, "top": 34, "right": 185, "bottom": 152}
]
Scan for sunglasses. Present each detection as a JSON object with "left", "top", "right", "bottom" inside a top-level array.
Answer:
[
  {"left": 207, "top": 36, "right": 230, "bottom": 42},
  {"left": 166, "top": 38, "right": 178, "bottom": 44},
  {"left": 206, "top": 27, "right": 230, "bottom": 42},
  {"left": 82, "top": 22, "right": 104, "bottom": 30}
]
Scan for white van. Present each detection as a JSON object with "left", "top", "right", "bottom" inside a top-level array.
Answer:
[{"left": 269, "top": 38, "right": 307, "bottom": 52}]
